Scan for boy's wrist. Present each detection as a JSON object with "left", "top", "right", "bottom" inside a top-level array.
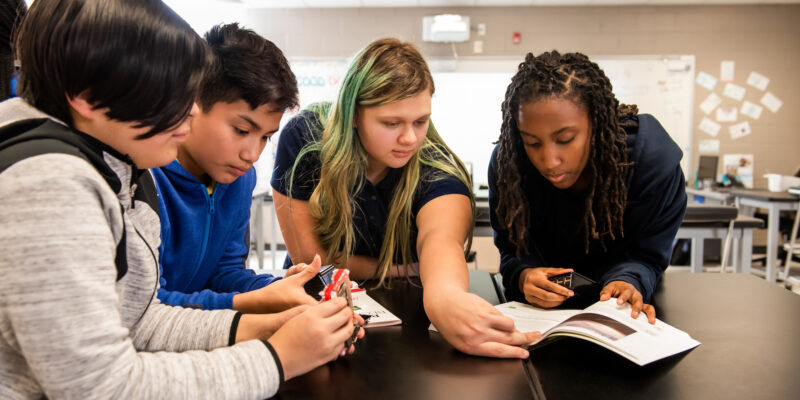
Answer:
[
  {"left": 234, "top": 314, "right": 256, "bottom": 343},
  {"left": 233, "top": 291, "right": 262, "bottom": 313},
  {"left": 234, "top": 314, "right": 276, "bottom": 343},
  {"left": 233, "top": 287, "right": 284, "bottom": 314}
]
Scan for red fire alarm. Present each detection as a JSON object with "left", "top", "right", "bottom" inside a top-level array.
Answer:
[{"left": 512, "top": 32, "right": 521, "bottom": 45}]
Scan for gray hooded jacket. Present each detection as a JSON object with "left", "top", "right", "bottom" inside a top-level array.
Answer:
[{"left": 0, "top": 98, "right": 282, "bottom": 399}]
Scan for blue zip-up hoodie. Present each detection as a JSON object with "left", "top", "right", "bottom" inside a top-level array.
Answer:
[{"left": 152, "top": 160, "right": 280, "bottom": 310}]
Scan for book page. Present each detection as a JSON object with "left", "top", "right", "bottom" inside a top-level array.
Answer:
[
  {"left": 561, "top": 299, "right": 700, "bottom": 365},
  {"left": 352, "top": 290, "right": 401, "bottom": 328},
  {"left": 430, "top": 301, "right": 578, "bottom": 334},
  {"left": 494, "top": 302, "right": 580, "bottom": 333},
  {"left": 495, "top": 299, "right": 700, "bottom": 366}
]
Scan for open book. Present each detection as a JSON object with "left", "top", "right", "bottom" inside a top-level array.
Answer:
[
  {"left": 496, "top": 299, "right": 700, "bottom": 366},
  {"left": 352, "top": 290, "right": 401, "bottom": 328}
]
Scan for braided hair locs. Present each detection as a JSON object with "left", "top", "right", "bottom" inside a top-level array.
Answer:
[{"left": 496, "top": 51, "right": 637, "bottom": 256}]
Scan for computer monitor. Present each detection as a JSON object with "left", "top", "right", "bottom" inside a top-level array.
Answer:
[{"left": 697, "top": 155, "right": 718, "bottom": 183}]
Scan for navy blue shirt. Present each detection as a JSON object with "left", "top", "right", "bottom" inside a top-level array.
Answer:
[
  {"left": 272, "top": 109, "right": 471, "bottom": 269},
  {"left": 489, "top": 114, "right": 687, "bottom": 303}
]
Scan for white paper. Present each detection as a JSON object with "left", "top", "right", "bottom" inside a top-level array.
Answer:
[
  {"left": 352, "top": 290, "right": 401, "bottom": 328},
  {"left": 668, "top": 60, "right": 690, "bottom": 72},
  {"left": 722, "top": 154, "right": 754, "bottom": 188},
  {"left": 729, "top": 121, "right": 752, "bottom": 140},
  {"left": 720, "top": 60, "right": 735, "bottom": 82},
  {"left": 746, "top": 71, "right": 770, "bottom": 91},
  {"left": 699, "top": 139, "right": 720, "bottom": 154},
  {"left": 740, "top": 101, "right": 763, "bottom": 120},
  {"left": 699, "top": 93, "right": 722, "bottom": 115},
  {"left": 699, "top": 117, "right": 721, "bottom": 137},
  {"left": 494, "top": 300, "right": 701, "bottom": 366},
  {"left": 695, "top": 71, "right": 718, "bottom": 91},
  {"left": 716, "top": 107, "right": 738, "bottom": 122},
  {"left": 723, "top": 83, "right": 746, "bottom": 101},
  {"left": 760, "top": 92, "right": 783, "bottom": 113}
]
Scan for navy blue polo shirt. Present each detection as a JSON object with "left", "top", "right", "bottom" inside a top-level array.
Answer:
[{"left": 271, "top": 109, "right": 471, "bottom": 269}]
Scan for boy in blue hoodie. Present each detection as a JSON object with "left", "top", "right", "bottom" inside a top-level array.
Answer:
[{"left": 153, "top": 23, "right": 317, "bottom": 312}]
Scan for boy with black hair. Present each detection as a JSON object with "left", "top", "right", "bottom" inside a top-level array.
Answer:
[
  {"left": 0, "top": 1, "right": 360, "bottom": 398},
  {"left": 154, "top": 23, "right": 318, "bottom": 312}
]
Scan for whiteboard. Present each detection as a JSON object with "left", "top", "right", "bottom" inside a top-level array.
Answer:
[
  {"left": 256, "top": 55, "right": 694, "bottom": 193},
  {"left": 428, "top": 56, "right": 695, "bottom": 186}
]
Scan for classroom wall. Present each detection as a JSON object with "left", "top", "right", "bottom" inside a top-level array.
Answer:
[{"left": 241, "top": 4, "right": 800, "bottom": 188}]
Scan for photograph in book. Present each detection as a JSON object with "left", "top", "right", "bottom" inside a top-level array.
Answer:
[{"left": 559, "top": 313, "right": 635, "bottom": 342}]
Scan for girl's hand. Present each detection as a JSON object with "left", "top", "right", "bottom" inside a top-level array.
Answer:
[
  {"left": 519, "top": 267, "right": 575, "bottom": 308},
  {"left": 599, "top": 280, "right": 656, "bottom": 324},
  {"left": 425, "top": 288, "right": 540, "bottom": 359}
]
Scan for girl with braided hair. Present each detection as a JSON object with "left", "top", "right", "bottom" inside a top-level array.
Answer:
[
  {"left": 272, "top": 38, "right": 539, "bottom": 358},
  {"left": 489, "top": 51, "right": 686, "bottom": 324}
]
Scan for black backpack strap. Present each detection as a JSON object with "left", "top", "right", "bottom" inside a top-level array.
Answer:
[
  {"left": 0, "top": 119, "right": 129, "bottom": 281},
  {"left": 0, "top": 119, "right": 87, "bottom": 172},
  {"left": 133, "top": 169, "right": 160, "bottom": 219}
]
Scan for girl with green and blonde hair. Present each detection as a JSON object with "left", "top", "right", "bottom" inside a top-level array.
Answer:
[{"left": 271, "top": 38, "right": 538, "bottom": 358}]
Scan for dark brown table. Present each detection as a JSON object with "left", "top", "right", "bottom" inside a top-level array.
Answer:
[
  {"left": 277, "top": 270, "right": 535, "bottom": 399},
  {"left": 278, "top": 272, "right": 800, "bottom": 399},
  {"left": 523, "top": 273, "right": 800, "bottom": 399}
]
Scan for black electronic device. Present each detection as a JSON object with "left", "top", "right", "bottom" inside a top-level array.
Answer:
[
  {"left": 549, "top": 271, "right": 601, "bottom": 308},
  {"left": 303, "top": 264, "right": 337, "bottom": 300},
  {"left": 548, "top": 271, "right": 596, "bottom": 290}
]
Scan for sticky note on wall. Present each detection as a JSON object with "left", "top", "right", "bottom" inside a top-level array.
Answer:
[
  {"left": 700, "top": 93, "right": 722, "bottom": 115},
  {"left": 720, "top": 61, "right": 735, "bottom": 82},
  {"left": 695, "top": 71, "right": 718, "bottom": 91},
  {"left": 729, "top": 121, "right": 752, "bottom": 140},
  {"left": 723, "top": 83, "right": 746, "bottom": 101},
  {"left": 699, "top": 118, "right": 721, "bottom": 137},
  {"left": 746, "top": 71, "right": 770, "bottom": 91},
  {"left": 760, "top": 92, "right": 783, "bottom": 113},
  {"left": 740, "top": 101, "right": 763, "bottom": 120}
]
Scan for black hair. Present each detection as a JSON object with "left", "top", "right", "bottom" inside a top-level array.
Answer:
[
  {"left": 496, "top": 50, "right": 637, "bottom": 254},
  {"left": 0, "top": 0, "right": 25, "bottom": 101},
  {"left": 15, "top": 0, "right": 210, "bottom": 139},
  {"left": 198, "top": 23, "right": 298, "bottom": 113}
]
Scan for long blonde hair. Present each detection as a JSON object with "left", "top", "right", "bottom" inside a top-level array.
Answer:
[{"left": 290, "top": 38, "right": 474, "bottom": 286}]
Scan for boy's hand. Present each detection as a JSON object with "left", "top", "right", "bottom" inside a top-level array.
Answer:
[
  {"left": 284, "top": 263, "right": 306, "bottom": 278},
  {"left": 232, "top": 255, "right": 321, "bottom": 313},
  {"left": 234, "top": 305, "right": 309, "bottom": 342},
  {"left": 268, "top": 297, "right": 365, "bottom": 380}
]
